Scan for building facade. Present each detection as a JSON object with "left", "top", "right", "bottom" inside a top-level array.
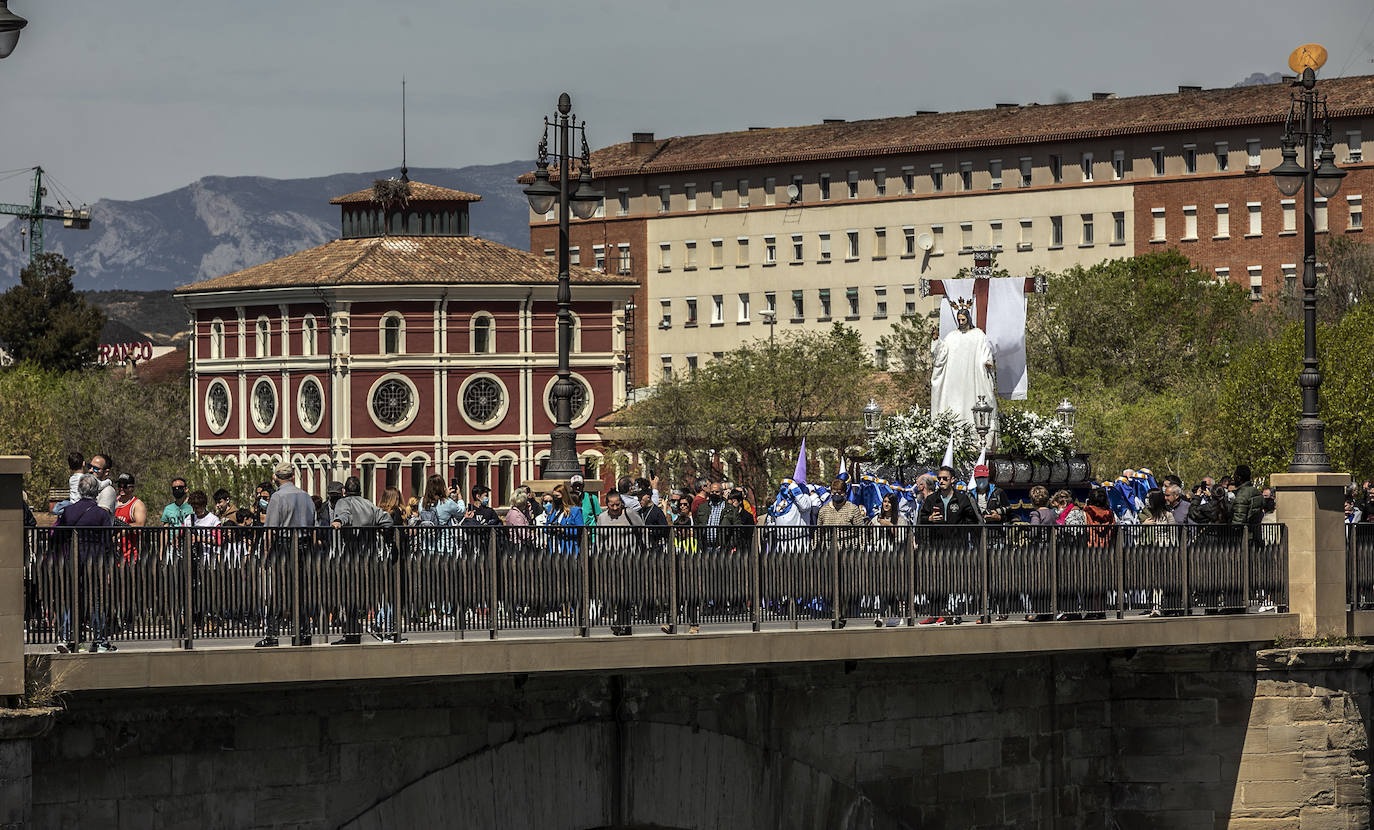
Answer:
[
  {"left": 526, "top": 77, "right": 1374, "bottom": 385},
  {"left": 178, "top": 179, "right": 637, "bottom": 504}
]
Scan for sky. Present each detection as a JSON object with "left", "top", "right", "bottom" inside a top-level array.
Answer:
[{"left": 0, "top": 0, "right": 1371, "bottom": 205}]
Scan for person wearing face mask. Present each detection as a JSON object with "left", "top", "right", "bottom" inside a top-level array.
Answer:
[
  {"left": 970, "top": 465, "right": 1008, "bottom": 525},
  {"left": 692, "top": 481, "right": 743, "bottom": 551},
  {"left": 463, "top": 486, "right": 501, "bottom": 526},
  {"left": 534, "top": 493, "right": 555, "bottom": 527},
  {"left": 161, "top": 476, "right": 194, "bottom": 527},
  {"left": 254, "top": 481, "right": 275, "bottom": 524},
  {"left": 816, "top": 477, "right": 865, "bottom": 527}
]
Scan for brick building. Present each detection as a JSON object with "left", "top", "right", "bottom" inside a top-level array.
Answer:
[{"left": 177, "top": 178, "right": 637, "bottom": 504}]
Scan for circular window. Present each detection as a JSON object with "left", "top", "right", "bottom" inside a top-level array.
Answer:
[
  {"left": 373, "top": 379, "right": 412, "bottom": 425},
  {"left": 298, "top": 376, "right": 324, "bottom": 433},
  {"left": 457, "top": 374, "right": 510, "bottom": 430},
  {"left": 251, "top": 377, "right": 277, "bottom": 432},
  {"left": 205, "top": 379, "right": 231, "bottom": 434},
  {"left": 541, "top": 373, "right": 596, "bottom": 429}
]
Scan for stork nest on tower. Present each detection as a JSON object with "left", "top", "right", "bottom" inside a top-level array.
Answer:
[{"left": 371, "top": 178, "right": 412, "bottom": 210}]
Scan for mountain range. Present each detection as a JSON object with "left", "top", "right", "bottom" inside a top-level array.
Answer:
[{"left": 0, "top": 161, "right": 534, "bottom": 292}]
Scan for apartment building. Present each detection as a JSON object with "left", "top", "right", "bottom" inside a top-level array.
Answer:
[{"left": 527, "top": 77, "right": 1374, "bottom": 385}]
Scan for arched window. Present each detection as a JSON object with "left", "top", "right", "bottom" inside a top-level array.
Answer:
[
  {"left": 302, "top": 315, "right": 317, "bottom": 357},
  {"left": 407, "top": 211, "right": 420, "bottom": 234},
  {"left": 381, "top": 313, "right": 404, "bottom": 355},
  {"left": 391, "top": 212, "right": 403, "bottom": 234},
  {"left": 210, "top": 319, "right": 224, "bottom": 360},
  {"left": 255, "top": 317, "right": 271, "bottom": 358},
  {"left": 567, "top": 311, "right": 583, "bottom": 353},
  {"left": 471, "top": 313, "right": 494, "bottom": 354}
]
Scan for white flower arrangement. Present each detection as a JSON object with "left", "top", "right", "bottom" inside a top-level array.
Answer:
[
  {"left": 997, "top": 409, "right": 1074, "bottom": 459},
  {"left": 871, "top": 408, "right": 980, "bottom": 468}
]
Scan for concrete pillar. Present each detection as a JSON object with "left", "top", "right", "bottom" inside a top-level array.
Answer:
[
  {"left": 0, "top": 456, "right": 31, "bottom": 697},
  {"left": 1272, "top": 472, "right": 1349, "bottom": 638}
]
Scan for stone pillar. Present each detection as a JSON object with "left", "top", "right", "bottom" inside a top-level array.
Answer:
[
  {"left": 1272, "top": 472, "right": 1350, "bottom": 639},
  {"left": 0, "top": 456, "right": 31, "bottom": 697}
]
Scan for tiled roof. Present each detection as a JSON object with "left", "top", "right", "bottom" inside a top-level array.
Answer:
[
  {"left": 329, "top": 180, "right": 482, "bottom": 204},
  {"left": 525, "top": 75, "right": 1374, "bottom": 182},
  {"left": 175, "top": 236, "right": 637, "bottom": 294}
]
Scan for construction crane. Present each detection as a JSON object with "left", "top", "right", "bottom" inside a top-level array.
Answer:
[{"left": 0, "top": 166, "right": 91, "bottom": 264}]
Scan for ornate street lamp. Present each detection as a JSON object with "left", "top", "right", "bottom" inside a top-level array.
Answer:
[
  {"left": 524, "top": 93, "right": 604, "bottom": 478},
  {"left": 1055, "top": 398, "right": 1077, "bottom": 438},
  {"left": 863, "top": 398, "right": 882, "bottom": 441},
  {"left": 1270, "top": 50, "right": 1346, "bottom": 472},
  {"left": 0, "top": 1, "right": 28, "bottom": 59},
  {"left": 972, "top": 395, "right": 994, "bottom": 447}
]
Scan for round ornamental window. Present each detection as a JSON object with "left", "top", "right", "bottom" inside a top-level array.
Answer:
[
  {"left": 547, "top": 378, "right": 588, "bottom": 422},
  {"left": 463, "top": 377, "right": 504, "bottom": 424},
  {"left": 372, "top": 379, "right": 412, "bottom": 426},
  {"left": 251, "top": 377, "right": 277, "bottom": 431},
  {"left": 298, "top": 377, "right": 324, "bottom": 432},
  {"left": 206, "top": 381, "right": 230, "bottom": 433}
]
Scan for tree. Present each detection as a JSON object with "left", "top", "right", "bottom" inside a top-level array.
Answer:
[
  {"left": 874, "top": 314, "right": 933, "bottom": 411},
  {"left": 1285, "top": 236, "right": 1374, "bottom": 324},
  {"left": 0, "top": 253, "right": 104, "bottom": 371},
  {"left": 607, "top": 323, "right": 874, "bottom": 500}
]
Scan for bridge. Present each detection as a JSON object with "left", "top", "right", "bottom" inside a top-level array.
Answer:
[{"left": 1, "top": 457, "right": 1370, "bottom": 828}]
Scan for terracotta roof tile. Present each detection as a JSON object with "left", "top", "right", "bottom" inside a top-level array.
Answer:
[
  {"left": 524, "top": 76, "right": 1374, "bottom": 182},
  {"left": 329, "top": 180, "right": 482, "bottom": 204},
  {"left": 175, "top": 236, "right": 637, "bottom": 294}
]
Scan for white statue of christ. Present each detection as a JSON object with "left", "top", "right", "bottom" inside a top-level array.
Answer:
[{"left": 930, "top": 303, "right": 998, "bottom": 449}]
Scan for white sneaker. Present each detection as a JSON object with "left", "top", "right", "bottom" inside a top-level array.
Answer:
[{"left": 1257, "top": 603, "right": 1277, "bottom": 614}]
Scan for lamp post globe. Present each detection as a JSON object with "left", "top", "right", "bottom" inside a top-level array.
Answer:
[
  {"left": 863, "top": 398, "right": 882, "bottom": 441},
  {"left": 0, "top": 1, "right": 28, "bottom": 60}
]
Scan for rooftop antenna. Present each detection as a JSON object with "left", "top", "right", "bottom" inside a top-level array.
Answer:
[{"left": 400, "top": 76, "right": 409, "bottom": 182}]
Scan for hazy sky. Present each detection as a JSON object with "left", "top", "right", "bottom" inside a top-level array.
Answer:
[{"left": 1, "top": 0, "right": 1371, "bottom": 205}]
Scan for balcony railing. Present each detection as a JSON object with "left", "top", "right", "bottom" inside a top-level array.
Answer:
[{"left": 22, "top": 524, "right": 1287, "bottom": 649}]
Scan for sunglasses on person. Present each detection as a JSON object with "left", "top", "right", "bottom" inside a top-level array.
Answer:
[
  {"left": 937, "top": 475, "right": 952, "bottom": 482},
  {"left": 88, "top": 464, "right": 104, "bottom": 473}
]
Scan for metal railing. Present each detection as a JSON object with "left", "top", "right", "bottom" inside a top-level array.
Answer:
[
  {"left": 1347, "top": 523, "right": 1374, "bottom": 610},
  {"left": 22, "top": 523, "right": 1288, "bottom": 649}
]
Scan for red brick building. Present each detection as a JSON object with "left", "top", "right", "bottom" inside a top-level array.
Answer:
[{"left": 176, "top": 179, "right": 638, "bottom": 504}]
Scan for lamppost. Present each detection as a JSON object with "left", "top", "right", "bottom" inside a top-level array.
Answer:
[
  {"left": 524, "top": 93, "right": 603, "bottom": 478},
  {"left": 758, "top": 308, "right": 777, "bottom": 344},
  {"left": 1055, "top": 398, "right": 1077, "bottom": 443},
  {"left": 863, "top": 399, "right": 882, "bottom": 442},
  {"left": 1270, "top": 49, "right": 1346, "bottom": 473},
  {"left": 0, "top": 1, "right": 28, "bottom": 59},
  {"left": 972, "top": 395, "right": 994, "bottom": 449}
]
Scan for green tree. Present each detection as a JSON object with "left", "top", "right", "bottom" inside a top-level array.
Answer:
[
  {"left": 608, "top": 323, "right": 874, "bottom": 500},
  {"left": 874, "top": 314, "right": 933, "bottom": 411},
  {"left": 0, "top": 253, "right": 104, "bottom": 371}
]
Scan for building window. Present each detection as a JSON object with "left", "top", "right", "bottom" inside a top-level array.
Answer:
[
  {"left": 1080, "top": 214, "right": 1094, "bottom": 246},
  {"left": 710, "top": 239, "right": 723, "bottom": 268},
  {"left": 874, "top": 168, "right": 886, "bottom": 196},
  {"left": 205, "top": 379, "right": 231, "bottom": 434},
  {"left": 711, "top": 295, "right": 724, "bottom": 325},
  {"left": 210, "top": 319, "right": 225, "bottom": 359},
  {"left": 711, "top": 181, "right": 723, "bottom": 210},
  {"left": 1348, "top": 131, "right": 1363, "bottom": 163},
  {"left": 371, "top": 375, "right": 418, "bottom": 430},
  {"left": 686, "top": 355, "right": 698, "bottom": 375},
  {"left": 461, "top": 376, "right": 506, "bottom": 428},
  {"left": 659, "top": 299, "right": 671, "bottom": 328},
  {"left": 791, "top": 174, "right": 804, "bottom": 202},
  {"left": 685, "top": 298, "right": 698, "bottom": 326},
  {"left": 255, "top": 317, "right": 271, "bottom": 358},
  {"left": 1050, "top": 215, "right": 1063, "bottom": 247},
  {"left": 931, "top": 225, "right": 943, "bottom": 254},
  {"left": 903, "top": 226, "right": 916, "bottom": 256},
  {"left": 1351, "top": 195, "right": 1364, "bottom": 230},
  {"left": 660, "top": 356, "right": 673, "bottom": 380},
  {"left": 737, "top": 178, "right": 749, "bottom": 208},
  {"left": 1049, "top": 154, "right": 1062, "bottom": 183},
  {"left": 903, "top": 284, "right": 917, "bottom": 317},
  {"left": 1183, "top": 144, "right": 1197, "bottom": 174},
  {"left": 1152, "top": 147, "right": 1165, "bottom": 176},
  {"left": 1151, "top": 208, "right": 1166, "bottom": 241},
  {"left": 846, "top": 286, "right": 859, "bottom": 317},
  {"left": 298, "top": 376, "right": 324, "bottom": 433},
  {"left": 819, "top": 173, "right": 831, "bottom": 201},
  {"left": 988, "top": 159, "right": 1002, "bottom": 189},
  {"left": 818, "top": 232, "right": 832, "bottom": 262},
  {"left": 1020, "top": 157, "right": 1033, "bottom": 187},
  {"left": 659, "top": 185, "right": 670, "bottom": 213},
  {"left": 617, "top": 243, "right": 631, "bottom": 274},
  {"left": 960, "top": 162, "right": 973, "bottom": 191},
  {"left": 1247, "top": 202, "right": 1262, "bottom": 236},
  {"left": 764, "top": 177, "right": 776, "bottom": 205},
  {"left": 685, "top": 183, "right": 697, "bottom": 211},
  {"left": 1215, "top": 266, "right": 1230, "bottom": 285},
  {"left": 874, "top": 347, "right": 887, "bottom": 370},
  {"left": 959, "top": 222, "right": 973, "bottom": 250},
  {"left": 764, "top": 291, "right": 776, "bottom": 316},
  {"left": 874, "top": 227, "right": 887, "bottom": 258},
  {"left": 1316, "top": 197, "right": 1329, "bottom": 232},
  {"left": 1215, "top": 142, "right": 1229, "bottom": 172},
  {"left": 1019, "top": 218, "right": 1033, "bottom": 250},
  {"left": 301, "top": 315, "right": 317, "bottom": 356},
  {"left": 1112, "top": 212, "right": 1126, "bottom": 244},
  {"left": 930, "top": 164, "right": 943, "bottom": 192},
  {"left": 1281, "top": 199, "right": 1296, "bottom": 233},
  {"left": 544, "top": 376, "right": 590, "bottom": 426},
  {"left": 846, "top": 230, "right": 859, "bottom": 259},
  {"left": 1112, "top": 150, "right": 1125, "bottom": 180},
  {"left": 847, "top": 170, "right": 859, "bottom": 198},
  {"left": 736, "top": 237, "right": 749, "bottom": 266},
  {"left": 791, "top": 289, "right": 804, "bottom": 320},
  {"left": 569, "top": 247, "right": 580, "bottom": 266},
  {"left": 818, "top": 288, "right": 832, "bottom": 319},
  {"left": 617, "top": 188, "right": 629, "bottom": 216},
  {"left": 791, "top": 234, "right": 804, "bottom": 262},
  {"left": 1282, "top": 264, "right": 1298, "bottom": 296},
  {"left": 1182, "top": 206, "right": 1197, "bottom": 241},
  {"left": 901, "top": 166, "right": 915, "bottom": 194},
  {"left": 381, "top": 313, "right": 404, "bottom": 355},
  {"left": 1247, "top": 139, "right": 1262, "bottom": 169},
  {"left": 874, "top": 286, "right": 888, "bottom": 318},
  {"left": 658, "top": 242, "right": 672, "bottom": 271},
  {"left": 472, "top": 313, "right": 494, "bottom": 354},
  {"left": 1215, "top": 204, "right": 1230, "bottom": 238},
  {"left": 251, "top": 376, "right": 277, "bottom": 432},
  {"left": 683, "top": 241, "right": 697, "bottom": 270},
  {"left": 593, "top": 244, "right": 606, "bottom": 271},
  {"left": 1080, "top": 153, "right": 1093, "bottom": 182},
  {"left": 738, "top": 293, "right": 750, "bottom": 322},
  {"left": 764, "top": 236, "right": 777, "bottom": 264},
  {"left": 543, "top": 248, "right": 555, "bottom": 259},
  {"left": 1248, "top": 266, "right": 1263, "bottom": 301}
]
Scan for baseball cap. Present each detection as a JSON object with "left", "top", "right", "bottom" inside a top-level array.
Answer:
[
  {"left": 569, "top": 474, "right": 585, "bottom": 484},
  {"left": 973, "top": 465, "right": 990, "bottom": 478},
  {"left": 273, "top": 462, "right": 295, "bottom": 479},
  {"left": 326, "top": 480, "right": 344, "bottom": 496}
]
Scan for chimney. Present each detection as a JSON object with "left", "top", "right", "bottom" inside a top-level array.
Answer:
[
  {"left": 1178, "top": 85, "right": 1201, "bottom": 93},
  {"left": 915, "top": 110, "right": 938, "bottom": 115},
  {"left": 1091, "top": 91, "right": 1115, "bottom": 100},
  {"left": 747, "top": 126, "right": 767, "bottom": 131},
  {"left": 823, "top": 118, "right": 845, "bottom": 124},
  {"left": 631, "top": 132, "right": 655, "bottom": 155},
  {"left": 995, "top": 103, "right": 1018, "bottom": 110}
]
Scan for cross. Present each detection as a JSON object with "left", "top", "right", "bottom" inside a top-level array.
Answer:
[{"left": 919, "top": 247, "right": 1045, "bottom": 329}]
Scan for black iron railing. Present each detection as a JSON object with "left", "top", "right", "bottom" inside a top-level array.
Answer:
[
  {"left": 22, "top": 523, "right": 1288, "bottom": 648},
  {"left": 1347, "top": 523, "right": 1374, "bottom": 610}
]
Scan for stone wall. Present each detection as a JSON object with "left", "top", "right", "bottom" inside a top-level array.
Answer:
[{"left": 4, "top": 645, "right": 1371, "bottom": 828}]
